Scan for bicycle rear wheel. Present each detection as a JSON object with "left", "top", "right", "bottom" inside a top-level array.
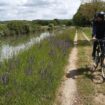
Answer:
[{"left": 101, "top": 58, "right": 105, "bottom": 78}]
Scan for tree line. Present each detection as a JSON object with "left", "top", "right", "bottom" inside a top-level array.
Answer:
[
  {"left": 0, "top": 19, "right": 72, "bottom": 37},
  {"left": 73, "top": 0, "right": 105, "bottom": 26}
]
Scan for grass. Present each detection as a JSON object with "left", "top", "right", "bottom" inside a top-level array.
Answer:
[
  {"left": 0, "top": 28, "right": 75, "bottom": 105},
  {"left": 77, "top": 47, "right": 95, "bottom": 105},
  {"left": 76, "top": 31, "right": 95, "bottom": 105},
  {"left": 82, "top": 27, "right": 92, "bottom": 38}
]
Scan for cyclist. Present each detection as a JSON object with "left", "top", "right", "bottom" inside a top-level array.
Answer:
[{"left": 92, "top": 12, "right": 105, "bottom": 66}]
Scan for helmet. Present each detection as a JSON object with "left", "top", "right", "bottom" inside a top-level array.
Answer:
[{"left": 95, "top": 11, "right": 105, "bottom": 19}]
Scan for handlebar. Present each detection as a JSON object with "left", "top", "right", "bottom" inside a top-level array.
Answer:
[{"left": 92, "top": 39, "right": 105, "bottom": 42}]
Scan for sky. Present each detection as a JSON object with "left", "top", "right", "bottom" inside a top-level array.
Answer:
[{"left": 0, "top": 0, "right": 81, "bottom": 20}]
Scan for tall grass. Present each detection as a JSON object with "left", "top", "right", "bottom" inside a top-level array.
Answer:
[{"left": 0, "top": 28, "right": 75, "bottom": 105}]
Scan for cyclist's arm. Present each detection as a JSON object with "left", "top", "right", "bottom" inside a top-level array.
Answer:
[{"left": 92, "top": 21, "right": 96, "bottom": 38}]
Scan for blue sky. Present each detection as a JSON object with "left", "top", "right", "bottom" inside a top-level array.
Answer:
[{"left": 0, "top": 0, "right": 81, "bottom": 20}]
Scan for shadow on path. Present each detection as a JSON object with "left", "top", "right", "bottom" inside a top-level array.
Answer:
[
  {"left": 77, "top": 40, "right": 92, "bottom": 47},
  {"left": 66, "top": 67, "right": 93, "bottom": 80}
]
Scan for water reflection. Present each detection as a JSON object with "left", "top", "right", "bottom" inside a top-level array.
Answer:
[{"left": 0, "top": 32, "right": 50, "bottom": 62}]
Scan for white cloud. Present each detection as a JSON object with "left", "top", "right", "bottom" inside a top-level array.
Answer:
[{"left": 0, "top": 0, "right": 81, "bottom": 20}]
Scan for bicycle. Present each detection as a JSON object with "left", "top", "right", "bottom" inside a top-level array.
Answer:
[{"left": 92, "top": 39, "right": 105, "bottom": 83}]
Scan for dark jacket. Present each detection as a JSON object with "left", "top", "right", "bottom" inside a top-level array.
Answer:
[{"left": 92, "top": 20, "right": 105, "bottom": 39}]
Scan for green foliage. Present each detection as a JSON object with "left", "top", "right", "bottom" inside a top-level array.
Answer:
[
  {"left": 7, "top": 21, "right": 31, "bottom": 36},
  {"left": 32, "top": 19, "right": 72, "bottom": 26},
  {"left": 48, "top": 23, "right": 54, "bottom": 31},
  {"left": 0, "top": 19, "right": 73, "bottom": 37},
  {"left": 0, "top": 24, "right": 8, "bottom": 37},
  {"left": 73, "top": 12, "right": 90, "bottom": 26},
  {"left": 73, "top": 1, "right": 105, "bottom": 26}
]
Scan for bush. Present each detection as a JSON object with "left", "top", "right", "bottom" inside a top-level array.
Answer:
[{"left": 7, "top": 21, "right": 31, "bottom": 36}]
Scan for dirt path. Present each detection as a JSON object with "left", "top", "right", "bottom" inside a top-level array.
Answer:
[
  {"left": 54, "top": 30, "right": 105, "bottom": 105},
  {"left": 54, "top": 31, "right": 78, "bottom": 105}
]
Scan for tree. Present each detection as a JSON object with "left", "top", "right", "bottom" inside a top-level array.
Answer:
[
  {"left": 7, "top": 21, "right": 31, "bottom": 36},
  {"left": 73, "top": 1, "right": 105, "bottom": 26}
]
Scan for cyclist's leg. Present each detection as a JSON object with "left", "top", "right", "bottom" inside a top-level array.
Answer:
[
  {"left": 92, "top": 41, "right": 98, "bottom": 60},
  {"left": 101, "top": 42, "right": 105, "bottom": 78},
  {"left": 100, "top": 41, "right": 105, "bottom": 55},
  {"left": 91, "top": 41, "right": 99, "bottom": 71},
  {"left": 100, "top": 41, "right": 105, "bottom": 66}
]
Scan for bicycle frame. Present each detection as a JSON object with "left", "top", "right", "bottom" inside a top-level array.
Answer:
[
  {"left": 94, "top": 39, "right": 105, "bottom": 78},
  {"left": 95, "top": 40, "right": 105, "bottom": 65}
]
